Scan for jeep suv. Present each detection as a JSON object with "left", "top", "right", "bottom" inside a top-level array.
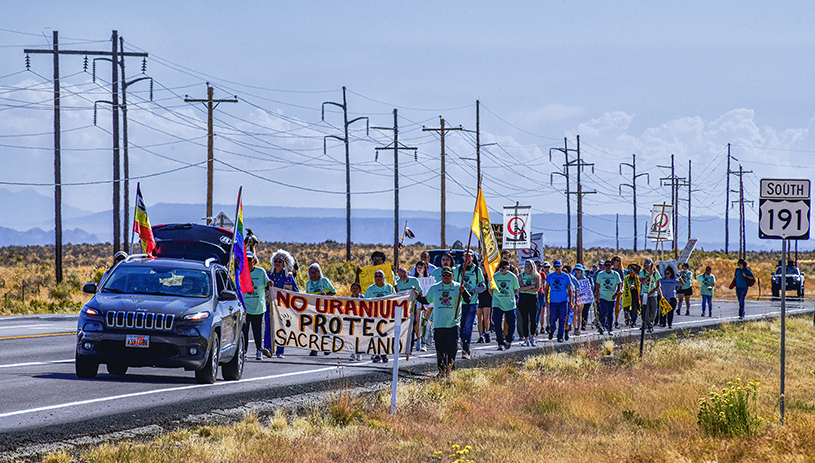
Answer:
[
  {"left": 75, "top": 224, "right": 246, "bottom": 384},
  {"left": 771, "top": 265, "right": 805, "bottom": 297}
]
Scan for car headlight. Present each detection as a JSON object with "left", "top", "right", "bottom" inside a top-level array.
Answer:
[
  {"left": 183, "top": 311, "right": 210, "bottom": 321},
  {"left": 174, "top": 326, "right": 201, "bottom": 337},
  {"left": 82, "top": 322, "right": 104, "bottom": 332}
]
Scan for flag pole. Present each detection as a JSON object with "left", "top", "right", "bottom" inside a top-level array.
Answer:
[
  {"left": 453, "top": 186, "right": 481, "bottom": 319},
  {"left": 227, "top": 186, "right": 243, "bottom": 271},
  {"left": 129, "top": 182, "right": 139, "bottom": 255}
]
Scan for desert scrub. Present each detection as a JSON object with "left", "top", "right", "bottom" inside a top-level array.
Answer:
[{"left": 698, "top": 378, "right": 763, "bottom": 437}]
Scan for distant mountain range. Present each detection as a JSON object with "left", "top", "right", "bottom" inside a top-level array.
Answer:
[{"left": 0, "top": 188, "right": 797, "bottom": 251}]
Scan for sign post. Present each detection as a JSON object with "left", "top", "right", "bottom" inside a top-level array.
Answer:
[{"left": 759, "top": 178, "right": 811, "bottom": 426}]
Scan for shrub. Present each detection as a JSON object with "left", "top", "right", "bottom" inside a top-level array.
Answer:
[{"left": 697, "top": 378, "right": 763, "bottom": 438}]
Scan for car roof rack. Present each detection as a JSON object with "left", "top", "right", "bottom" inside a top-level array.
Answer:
[
  {"left": 204, "top": 257, "right": 218, "bottom": 268},
  {"left": 124, "top": 254, "right": 150, "bottom": 263}
]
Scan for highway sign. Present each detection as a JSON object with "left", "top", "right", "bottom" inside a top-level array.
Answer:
[{"left": 759, "top": 178, "right": 810, "bottom": 240}]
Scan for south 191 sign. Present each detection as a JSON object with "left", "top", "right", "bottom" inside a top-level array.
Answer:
[{"left": 758, "top": 179, "right": 810, "bottom": 240}]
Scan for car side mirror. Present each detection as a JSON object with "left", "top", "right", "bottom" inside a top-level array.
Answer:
[
  {"left": 83, "top": 282, "right": 98, "bottom": 294},
  {"left": 219, "top": 290, "right": 238, "bottom": 301}
]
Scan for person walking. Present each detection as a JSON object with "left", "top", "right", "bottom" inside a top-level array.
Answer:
[
  {"left": 242, "top": 252, "right": 272, "bottom": 360},
  {"left": 696, "top": 266, "right": 715, "bottom": 317},
  {"left": 412, "top": 260, "right": 432, "bottom": 351},
  {"left": 306, "top": 262, "right": 336, "bottom": 357},
  {"left": 267, "top": 249, "right": 299, "bottom": 358},
  {"left": 573, "top": 264, "right": 592, "bottom": 336},
  {"left": 540, "top": 261, "right": 551, "bottom": 334},
  {"left": 561, "top": 264, "right": 580, "bottom": 334},
  {"left": 595, "top": 259, "right": 623, "bottom": 335},
  {"left": 365, "top": 269, "right": 396, "bottom": 363},
  {"left": 395, "top": 265, "right": 424, "bottom": 355},
  {"left": 533, "top": 260, "right": 547, "bottom": 336},
  {"left": 455, "top": 251, "right": 485, "bottom": 358},
  {"left": 639, "top": 258, "right": 662, "bottom": 333},
  {"left": 417, "top": 267, "right": 471, "bottom": 377},
  {"left": 411, "top": 250, "right": 437, "bottom": 276},
  {"left": 658, "top": 266, "right": 679, "bottom": 329},
  {"left": 431, "top": 253, "right": 456, "bottom": 282},
  {"left": 491, "top": 261, "right": 520, "bottom": 350},
  {"left": 545, "top": 260, "right": 574, "bottom": 343},
  {"left": 610, "top": 255, "right": 626, "bottom": 328},
  {"left": 734, "top": 259, "right": 755, "bottom": 319},
  {"left": 677, "top": 263, "right": 693, "bottom": 316},
  {"left": 476, "top": 260, "right": 493, "bottom": 345},
  {"left": 517, "top": 260, "right": 542, "bottom": 346},
  {"left": 621, "top": 263, "right": 641, "bottom": 327}
]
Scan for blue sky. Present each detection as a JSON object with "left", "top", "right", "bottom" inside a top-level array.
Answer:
[{"left": 1, "top": 1, "right": 814, "bottom": 246}]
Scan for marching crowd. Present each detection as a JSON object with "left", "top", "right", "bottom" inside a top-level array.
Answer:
[{"left": 235, "top": 246, "right": 757, "bottom": 377}]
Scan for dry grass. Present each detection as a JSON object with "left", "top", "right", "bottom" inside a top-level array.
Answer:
[{"left": 44, "top": 314, "right": 815, "bottom": 463}]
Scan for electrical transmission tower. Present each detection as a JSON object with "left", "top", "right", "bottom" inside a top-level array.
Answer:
[
  {"left": 373, "top": 109, "right": 417, "bottom": 269},
  {"left": 549, "top": 137, "right": 578, "bottom": 249},
  {"left": 185, "top": 84, "right": 238, "bottom": 226},
  {"left": 730, "top": 164, "right": 753, "bottom": 260},
  {"left": 724, "top": 143, "right": 739, "bottom": 254},
  {"left": 619, "top": 154, "right": 650, "bottom": 251},
  {"left": 423, "top": 117, "right": 465, "bottom": 248},
  {"left": 322, "top": 87, "right": 369, "bottom": 262},
  {"left": 24, "top": 30, "right": 147, "bottom": 281},
  {"left": 659, "top": 154, "right": 686, "bottom": 258}
]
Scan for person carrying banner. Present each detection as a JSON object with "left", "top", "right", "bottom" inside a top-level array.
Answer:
[
  {"left": 242, "top": 252, "right": 272, "bottom": 360},
  {"left": 416, "top": 267, "right": 471, "bottom": 377},
  {"left": 518, "top": 260, "right": 542, "bottom": 346},
  {"left": 365, "top": 270, "right": 396, "bottom": 363},
  {"left": 734, "top": 258, "right": 755, "bottom": 319},
  {"left": 491, "top": 261, "right": 520, "bottom": 350},
  {"left": 639, "top": 258, "right": 662, "bottom": 333},
  {"left": 266, "top": 249, "right": 299, "bottom": 358},
  {"left": 595, "top": 259, "right": 623, "bottom": 335},
  {"left": 395, "top": 266, "right": 424, "bottom": 357},
  {"left": 545, "top": 260, "right": 574, "bottom": 342},
  {"left": 696, "top": 266, "right": 716, "bottom": 317},
  {"left": 306, "top": 262, "right": 336, "bottom": 357},
  {"left": 454, "top": 250, "right": 485, "bottom": 358},
  {"left": 677, "top": 263, "right": 693, "bottom": 316},
  {"left": 476, "top": 260, "right": 493, "bottom": 345}
]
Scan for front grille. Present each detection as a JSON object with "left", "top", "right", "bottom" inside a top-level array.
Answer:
[{"left": 105, "top": 311, "right": 175, "bottom": 331}]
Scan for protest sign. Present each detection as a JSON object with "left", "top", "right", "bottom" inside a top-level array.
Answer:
[
  {"left": 503, "top": 205, "right": 532, "bottom": 250},
  {"left": 575, "top": 278, "right": 595, "bottom": 305},
  {"left": 271, "top": 287, "right": 414, "bottom": 356},
  {"left": 359, "top": 263, "right": 394, "bottom": 290},
  {"left": 518, "top": 232, "right": 545, "bottom": 268}
]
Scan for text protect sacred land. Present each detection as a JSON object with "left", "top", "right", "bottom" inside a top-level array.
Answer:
[{"left": 271, "top": 287, "right": 415, "bottom": 356}]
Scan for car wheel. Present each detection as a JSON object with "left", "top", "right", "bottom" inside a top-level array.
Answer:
[
  {"left": 106, "top": 363, "right": 128, "bottom": 376},
  {"left": 772, "top": 285, "right": 780, "bottom": 298},
  {"left": 75, "top": 352, "right": 99, "bottom": 379},
  {"left": 222, "top": 331, "right": 245, "bottom": 381},
  {"left": 195, "top": 333, "right": 220, "bottom": 384}
]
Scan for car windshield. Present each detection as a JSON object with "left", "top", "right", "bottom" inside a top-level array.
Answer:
[
  {"left": 101, "top": 265, "right": 211, "bottom": 297},
  {"left": 775, "top": 267, "right": 799, "bottom": 275}
]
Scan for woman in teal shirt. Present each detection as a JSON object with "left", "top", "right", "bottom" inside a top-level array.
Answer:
[{"left": 305, "top": 262, "right": 335, "bottom": 356}]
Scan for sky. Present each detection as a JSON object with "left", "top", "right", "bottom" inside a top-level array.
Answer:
[{"left": 1, "top": 1, "right": 815, "bottom": 247}]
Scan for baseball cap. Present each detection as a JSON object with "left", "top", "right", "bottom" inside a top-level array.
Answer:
[
  {"left": 542, "top": 261, "right": 551, "bottom": 268},
  {"left": 552, "top": 260, "right": 562, "bottom": 267},
  {"left": 246, "top": 251, "right": 255, "bottom": 259},
  {"left": 441, "top": 267, "right": 454, "bottom": 276},
  {"left": 644, "top": 257, "right": 653, "bottom": 266},
  {"left": 574, "top": 263, "right": 585, "bottom": 272}
]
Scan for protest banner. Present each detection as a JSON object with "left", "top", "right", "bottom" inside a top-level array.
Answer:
[
  {"left": 575, "top": 278, "right": 595, "bottom": 305},
  {"left": 518, "top": 232, "right": 545, "bottom": 268},
  {"left": 359, "top": 263, "right": 394, "bottom": 290},
  {"left": 271, "top": 287, "right": 414, "bottom": 356}
]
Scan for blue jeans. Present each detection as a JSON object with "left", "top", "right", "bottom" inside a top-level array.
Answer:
[
  {"left": 492, "top": 309, "right": 516, "bottom": 346},
  {"left": 736, "top": 287, "right": 748, "bottom": 318},
  {"left": 599, "top": 299, "right": 615, "bottom": 332},
  {"left": 549, "top": 301, "right": 568, "bottom": 340},
  {"left": 535, "top": 293, "right": 545, "bottom": 334},
  {"left": 458, "top": 303, "right": 478, "bottom": 354},
  {"left": 701, "top": 295, "right": 712, "bottom": 314}
]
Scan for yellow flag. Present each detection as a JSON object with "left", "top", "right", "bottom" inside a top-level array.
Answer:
[
  {"left": 471, "top": 188, "right": 500, "bottom": 290},
  {"left": 359, "top": 263, "right": 394, "bottom": 291}
]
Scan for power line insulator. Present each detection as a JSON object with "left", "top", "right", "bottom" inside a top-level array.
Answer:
[
  {"left": 141, "top": 58, "right": 147, "bottom": 74},
  {"left": 25, "top": 54, "right": 30, "bottom": 71},
  {"left": 83, "top": 56, "right": 89, "bottom": 72}
]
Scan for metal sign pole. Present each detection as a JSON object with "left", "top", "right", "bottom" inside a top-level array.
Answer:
[{"left": 780, "top": 238, "right": 787, "bottom": 425}]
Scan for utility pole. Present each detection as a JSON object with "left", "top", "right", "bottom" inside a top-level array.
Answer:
[
  {"left": 549, "top": 138, "right": 578, "bottom": 249},
  {"left": 688, "top": 160, "right": 692, "bottom": 239},
  {"left": 616, "top": 213, "right": 619, "bottom": 251},
  {"left": 423, "top": 117, "right": 464, "bottom": 248},
  {"left": 725, "top": 143, "right": 736, "bottom": 254},
  {"left": 730, "top": 164, "right": 753, "bottom": 259},
  {"left": 569, "top": 136, "right": 595, "bottom": 264},
  {"left": 659, "top": 154, "right": 686, "bottom": 258},
  {"left": 619, "top": 154, "right": 650, "bottom": 251},
  {"left": 119, "top": 37, "right": 153, "bottom": 251},
  {"left": 374, "top": 109, "right": 418, "bottom": 269},
  {"left": 25, "top": 31, "right": 147, "bottom": 280},
  {"left": 185, "top": 84, "right": 238, "bottom": 225},
  {"left": 322, "top": 87, "right": 368, "bottom": 261}
]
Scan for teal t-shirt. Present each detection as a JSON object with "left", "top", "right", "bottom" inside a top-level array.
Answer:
[
  {"left": 431, "top": 265, "right": 458, "bottom": 283},
  {"left": 455, "top": 264, "right": 484, "bottom": 293},
  {"left": 395, "top": 276, "right": 423, "bottom": 295},
  {"left": 243, "top": 267, "right": 270, "bottom": 315},
  {"left": 306, "top": 277, "right": 336, "bottom": 295},
  {"left": 639, "top": 270, "right": 662, "bottom": 297},
  {"left": 364, "top": 282, "right": 395, "bottom": 299},
  {"left": 595, "top": 270, "right": 622, "bottom": 302},
  {"left": 679, "top": 269, "right": 693, "bottom": 290},
  {"left": 492, "top": 271, "right": 520, "bottom": 311},
  {"left": 519, "top": 271, "right": 539, "bottom": 295},
  {"left": 424, "top": 281, "right": 464, "bottom": 328},
  {"left": 697, "top": 273, "right": 716, "bottom": 296}
]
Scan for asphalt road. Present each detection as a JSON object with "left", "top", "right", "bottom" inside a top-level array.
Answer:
[{"left": 0, "top": 296, "right": 812, "bottom": 453}]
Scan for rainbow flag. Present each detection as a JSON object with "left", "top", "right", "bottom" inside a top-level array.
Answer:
[
  {"left": 233, "top": 195, "right": 254, "bottom": 299},
  {"left": 471, "top": 187, "right": 500, "bottom": 290},
  {"left": 132, "top": 183, "right": 156, "bottom": 257}
]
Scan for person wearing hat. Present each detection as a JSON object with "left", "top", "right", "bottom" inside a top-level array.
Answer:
[
  {"left": 266, "top": 249, "right": 299, "bottom": 358},
  {"left": 545, "top": 260, "right": 573, "bottom": 342},
  {"left": 594, "top": 259, "right": 622, "bottom": 335},
  {"left": 639, "top": 257, "right": 662, "bottom": 333},
  {"left": 491, "top": 261, "right": 520, "bottom": 350},
  {"left": 417, "top": 266, "right": 471, "bottom": 376},
  {"left": 455, "top": 251, "right": 485, "bottom": 359},
  {"left": 242, "top": 252, "right": 273, "bottom": 360}
]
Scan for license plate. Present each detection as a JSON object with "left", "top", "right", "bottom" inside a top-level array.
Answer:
[{"left": 126, "top": 334, "right": 150, "bottom": 348}]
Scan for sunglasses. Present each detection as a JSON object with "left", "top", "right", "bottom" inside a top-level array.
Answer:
[{"left": 273, "top": 259, "right": 284, "bottom": 264}]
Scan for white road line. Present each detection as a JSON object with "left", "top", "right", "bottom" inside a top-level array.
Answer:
[
  {"left": 0, "top": 366, "right": 343, "bottom": 419},
  {"left": 0, "top": 324, "right": 52, "bottom": 330},
  {"left": 0, "top": 359, "right": 74, "bottom": 369}
]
